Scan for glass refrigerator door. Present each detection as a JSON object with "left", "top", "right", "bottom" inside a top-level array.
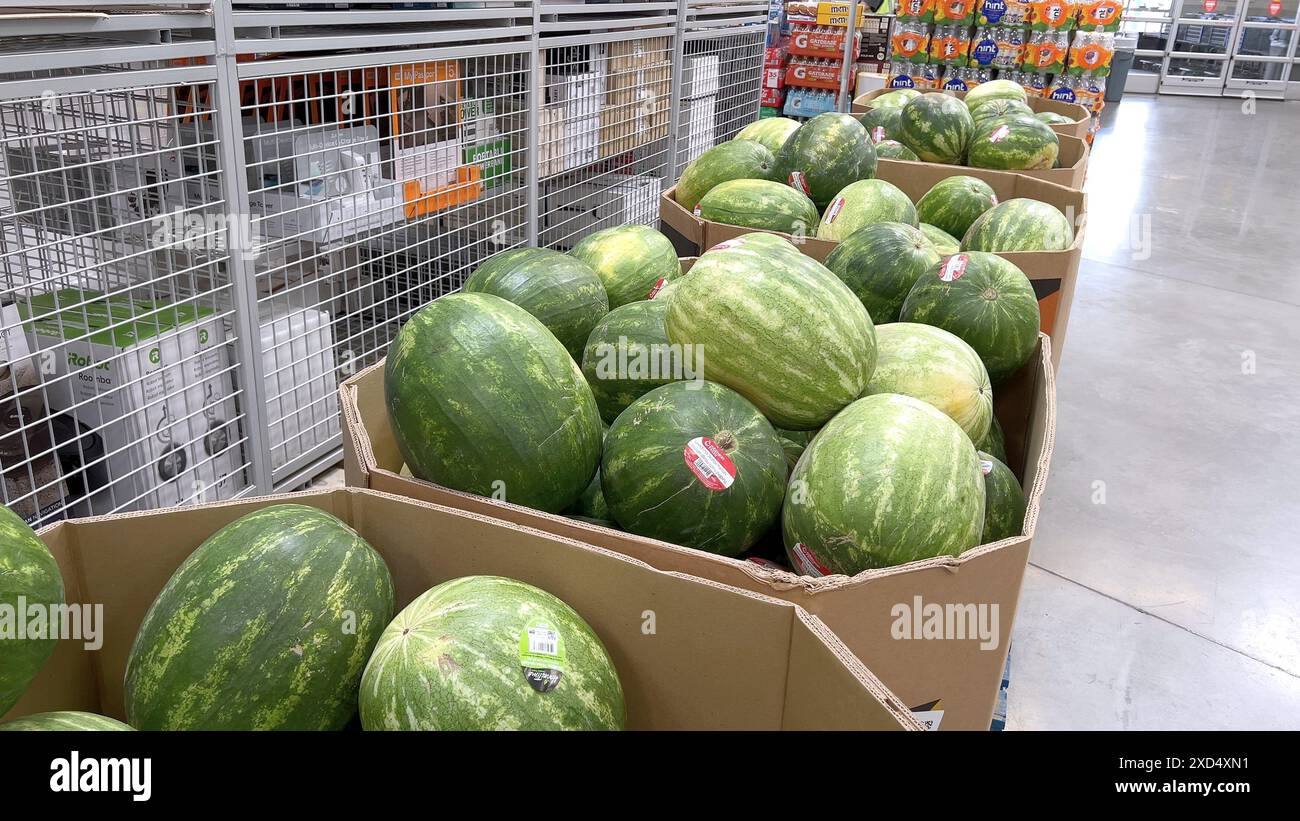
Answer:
[
  {"left": 1224, "top": 0, "right": 1297, "bottom": 96},
  {"left": 1161, "top": 0, "right": 1241, "bottom": 93},
  {"left": 1124, "top": 0, "right": 1176, "bottom": 92}
]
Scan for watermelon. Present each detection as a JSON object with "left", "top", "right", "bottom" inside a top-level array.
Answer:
[
  {"left": 967, "top": 117, "right": 1059, "bottom": 170},
  {"left": 898, "top": 93, "right": 975, "bottom": 165},
  {"left": 602, "top": 381, "right": 786, "bottom": 555},
  {"left": 772, "top": 112, "right": 877, "bottom": 209},
  {"left": 1035, "top": 111, "right": 1075, "bottom": 126},
  {"left": 867, "top": 88, "right": 921, "bottom": 108},
  {"left": 865, "top": 322, "right": 993, "bottom": 441},
  {"left": 664, "top": 237, "right": 878, "bottom": 429},
  {"left": 463, "top": 247, "right": 608, "bottom": 361},
  {"left": 822, "top": 222, "right": 940, "bottom": 323},
  {"left": 915, "top": 175, "right": 998, "bottom": 242},
  {"left": 783, "top": 393, "right": 985, "bottom": 575},
  {"left": 124, "top": 504, "right": 395, "bottom": 730},
  {"left": 568, "top": 469, "right": 611, "bottom": 523},
  {"left": 734, "top": 117, "right": 801, "bottom": 154},
  {"left": 0, "top": 711, "right": 133, "bottom": 731},
  {"left": 900, "top": 252, "right": 1040, "bottom": 383},
  {"left": 581, "top": 299, "right": 680, "bottom": 424},
  {"left": 964, "top": 78, "right": 1028, "bottom": 109},
  {"left": 385, "top": 292, "right": 603, "bottom": 512},
  {"left": 874, "top": 139, "right": 919, "bottom": 161},
  {"left": 976, "top": 414, "right": 1009, "bottom": 465},
  {"left": 961, "top": 197, "right": 1074, "bottom": 252},
  {"left": 675, "top": 140, "right": 776, "bottom": 211},
  {"left": 697, "top": 179, "right": 820, "bottom": 237},
  {"left": 969, "top": 98, "right": 1034, "bottom": 128},
  {"left": 570, "top": 225, "right": 678, "bottom": 308},
  {"left": 920, "top": 222, "right": 961, "bottom": 254},
  {"left": 980, "top": 452, "right": 1026, "bottom": 543},
  {"left": 862, "top": 107, "right": 904, "bottom": 143},
  {"left": 776, "top": 428, "right": 816, "bottom": 474},
  {"left": 816, "top": 179, "right": 918, "bottom": 241},
  {"left": 360, "top": 576, "right": 624, "bottom": 731},
  {"left": 0, "top": 505, "right": 63, "bottom": 715}
]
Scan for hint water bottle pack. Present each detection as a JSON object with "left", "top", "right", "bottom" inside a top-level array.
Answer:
[
  {"left": 1023, "top": 29, "right": 1069, "bottom": 73},
  {"left": 969, "top": 26, "right": 1001, "bottom": 68},
  {"left": 1068, "top": 30, "right": 1116, "bottom": 75}
]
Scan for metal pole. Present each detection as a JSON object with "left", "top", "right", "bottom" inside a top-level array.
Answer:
[
  {"left": 665, "top": 0, "right": 690, "bottom": 182},
  {"left": 837, "top": 0, "right": 861, "bottom": 112},
  {"left": 526, "top": 2, "right": 541, "bottom": 246},
  {"left": 210, "top": 0, "right": 276, "bottom": 494}
]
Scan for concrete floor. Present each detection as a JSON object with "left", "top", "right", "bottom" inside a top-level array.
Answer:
[{"left": 1007, "top": 95, "right": 1300, "bottom": 730}]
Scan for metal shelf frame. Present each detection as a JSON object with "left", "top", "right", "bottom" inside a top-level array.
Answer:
[{"left": 0, "top": 1, "right": 767, "bottom": 521}]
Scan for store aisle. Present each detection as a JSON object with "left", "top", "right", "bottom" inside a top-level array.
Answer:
[{"left": 1009, "top": 95, "right": 1300, "bottom": 730}]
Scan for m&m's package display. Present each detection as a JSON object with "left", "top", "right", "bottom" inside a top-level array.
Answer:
[
  {"left": 935, "top": 0, "right": 978, "bottom": 24},
  {"left": 1029, "top": 0, "right": 1076, "bottom": 30},
  {"left": 1068, "top": 30, "right": 1115, "bottom": 75},
  {"left": 891, "top": 20, "right": 932, "bottom": 64},
  {"left": 1077, "top": 0, "right": 1123, "bottom": 31},
  {"left": 896, "top": 0, "right": 937, "bottom": 23}
]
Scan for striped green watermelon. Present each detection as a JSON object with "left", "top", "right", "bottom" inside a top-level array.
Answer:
[
  {"left": 0, "top": 505, "right": 63, "bottom": 716},
  {"left": 570, "top": 225, "right": 678, "bottom": 308},
  {"left": 1035, "top": 111, "right": 1075, "bottom": 126},
  {"left": 980, "top": 452, "right": 1026, "bottom": 543},
  {"left": 124, "top": 504, "right": 395, "bottom": 730},
  {"left": 920, "top": 222, "right": 961, "bottom": 254},
  {"left": 862, "top": 107, "right": 904, "bottom": 143},
  {"left": 776, "top": 427, "right": 816, "bottom": 474},
  {"left": 962, "top": 197, "right": 1074, "bottom": 252},
  {"left": 675, "top": 140, "right": 776, "bottom": 211},
  {"left": 772, "top": 112, "right": 877, "bottom": 209},
  {"left": 865, "top": 322, "right": 993, "bottom": 441},
  {"left": 568, "top": 469, "right": 612, "bottom": 524},
  {"left": 816, "top": 179, "right": 918, "bottom": 241},
  {"left": 969, "top": 98, "right": 1034, "bottom": 128},
  {"left": 967, "top": 117, "right": 1059, "bottom": 170},
  {"left": 915, "top": 175, "right": 999, "bottom": 243},
  {"left": 385, "top": 292, "right": 603, "bottom": 512},
  {"left": 1, "top": 711, "right": 133, "bottom": 731},
  {"left": 697, "top": 179, "right": 820, "bottom": 237},
  {"left": 664, "top": 237, "right": 878, "bottom": 430},
  {"left": 581, "top": 299, "right": 679, "bottom": 424},
  {"left": 874, "top": 139, "right": 919, "bottom": 161},
  {"left": 822, "top": 222, "right": 940, "bottom": 323},
  {"left": 359, "top": 576, "right": 624, "bottom": 730},
  {"left": 463, "top": 247, "right": 608, "bottom": 361},
  {"left": 900, "top": 252, "right": 1040, "bottom": 383},
  {"left": 964, "top": 79, "right": 1028, "bottom": 109},
  {"left": 898, "top": 93, "right": 975, "bottom": 165},
  {"left": 602, "top": 381, "right": 786, "bottom": 555},
  {"left": 869, "top": 88, "right": 921, "bottom": 108},
  {"left": 783, "top": 393, "right": 985, "bottom": 575},
  {"left": 734, "top": 117, "right": 801, "bottom": 154},
  {"left": 976, "top": 413, "right": 1009, "bottom": 464}
]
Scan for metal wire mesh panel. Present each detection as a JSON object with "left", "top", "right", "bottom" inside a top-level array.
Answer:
[
  {"left": 677, "top": 25, "right": 766, "bottom": 169},
  {"left": 0, "top": 65, "right": 254, "bottom": 526},
  {"left": 237, "top": 50, "right": 532, "bottom": 486},
  {"left": 538, "top": 33, "right": 675, "bottom": 249}
]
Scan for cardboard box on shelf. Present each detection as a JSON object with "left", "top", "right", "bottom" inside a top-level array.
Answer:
[
  {"left": 258, "top": 294, "right": 339, "bottom": 475},
  {"left": 0, "top": 309, "right": 68, "bottom": 526},
  {"left": 600, "top": 38, "right": 672, "bottom": 158},
  {"left": 387, "top": 61, "right": 483, "bottom": 217},
  {"left": 460, "top": 96, "right": 513, "bottom": 189},
  {"left": 681, "top": 94, "right": 718, "bottom": 164},
  {"left": 340, "top": 337, "right": 1057, "bottom": 731},
  {"left": 658, "top": 167, "right": 1086, "bottom": 366},
  {"left": 7, "top": 488, "right": 922, "bottom": 731},
  {"left": 682, "top": 53, "right": 721, "bottom": 99},
  {"left": 853, "top": 86, "right": 1093, "bottom": 141}
]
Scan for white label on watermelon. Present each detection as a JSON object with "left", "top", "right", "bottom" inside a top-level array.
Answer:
[
  {"left": 684, "top": 436, "right": 737, "bottom": 491},
  {"left": 788, "top": 170, "right": 811, "bottom": 195},
  {"left": 824, "top": 196, "right": 847, "bottom": 224},
  {"left": 939, "top": 255, "right": 969, "bottom": 282},
  {"left": 646, "top": 277, "right": 667, "bottom": 299},
  {"left": 693, "top": 204, "right": 702, "bottom": 217},
  {"left": 518, "top": 622, "right": 566, "bottom": 693},
  {"left": 980, "top": 459, "right": 994, "bottom": 476},
  {"left": 871, "top": 126, "right": 886, "bottom": 143},
  {"left": 790, "top": 542, "right": 830, "bottom": 577},
  {"left": 989, "top": 192, "right": 998, "bottom": 206},
  {"left": 988, "top": 124, "right": 1011, "bottom": 143}
]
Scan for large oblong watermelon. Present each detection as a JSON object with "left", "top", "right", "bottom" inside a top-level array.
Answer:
[
  {"left": 734, "top": 117, "right": 801, "bottom": 154},
  {"left": 980, "top": 451, "right": 1027, "bottom": 543},
  {"left": 874, "top": 139, "right": 919, "bottom": 161},
  {"left": 898, "top": 93, "right": 975, "bottom": 165},
  {"left": 900, "top": 252, "right": 1040, "bottom": 383},
  {"left": 967, "top": 117, "right": 1059, "bottom": 170},
  {"left": 822, "top": 222, "right": 940, "bottom": 323},
  {"left": 580, "top": 299, "right": 678, "bottom": 424},
  {"left": 1, "top": 711, "right": 133, "bottom": 731},
  {"left": 675, "top": 140, "right": 776, "bottom": 211},
  {"left": 665, "top": 236, "right": 878, "bottom": 430},
  {"left": 862, "top": 106, "right": 904, "bottom": 143},
  {"left": 772, "top": 112, "right": 877, "bottom": 209},
  {"left": 919, "top": 222, "right": 962, "bottom": 254},
  {"left": 601, "top": 381, "right": 787, "bottom": 555},
  {"left": 570, "top": 225, "right": 678, "bottom": 308},
  {"left": 867, "top": 88, "right": 922, "bottom": 108},
  {"left": 462, "top": 247, "right": 608, "bottom": 361},
  {"left": 385, "top": 292, "right": 603, "bottom": 513},
  {"left": 0, "top": 505, "right": 63, "bottom": 715},
  {"left": 865, "top": 322, "right": 993, "bottom": 441},
  {"left": 124, "top": 504, "right": 395, "bottom": 730},
  {"left": 961, "top": 198, "right": 1074, "bottom": 252},
  {"left": 783, "top": 393, "right": 986, "bottom": 575},
  {"left": 964, "top": 78, "right": 1028, "bottom": 109},
  {"left": 976, "top": 413, "right": 1009, "bottom": 464},
  {"left": 816, "top": 178, "right": 918, "bottom": 241},
  {"left": 360, "top": 576, "right": 625, "bottom": 731},
  {"left": 697, "top": 179, "right": 820, "bottom": 237},
  {"left": 915, "top": 175, "right": 998, "bottom": 242},
  {"left": 969, "top": 98, "right": 1034, "bottom": 128}
]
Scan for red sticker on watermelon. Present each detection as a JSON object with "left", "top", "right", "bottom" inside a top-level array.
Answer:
[
  {"left": 989, "top": 193, "right": 998, "bottom": 206},
  {"left": 988, "top": 124, "right": 1011, "bottom": 143},
  {"left": 646, "top": 277, "right": 666, "bottom": 299},
  {"left": 871, "top": 126, "right": 886, "bottom": 143},
  {"left": 939, "top": 254, "right": 969, "bottom": 282},
  {"left": 980, "top": 459, "right": 993, "bottom": 476},
  {"left": 747, "top": 557, "right": 786, "bottom": 570},
  {"left": 823, "top": 196, "right": 847, "bottom": 224},
  {"left": 709, "top": 238, "right": 743, "bottom": 251},
  {"left": 788, "top": 170, "right": 811, "bottom": 194},
  {"left": 683, "top": 436, "right": 737, "bottom": 491},
  {"left": 790, "top": 542, "right": 831, "bottom": 577},
  {"left": 692, "top": 204, "right": 702, "bottom": 217}
]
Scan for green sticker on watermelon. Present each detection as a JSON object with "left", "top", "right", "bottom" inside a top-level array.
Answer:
[{"left": 519, "top": 622, "right": 567, "bottom": 693}]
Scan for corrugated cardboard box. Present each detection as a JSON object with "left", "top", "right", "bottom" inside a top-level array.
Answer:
[
  {"left": 600, "top": 38, "right": 672, "bottom": 158},
  {"left": 340, "top": 336, "right": 1057, "bottom": 731},
  {"left": 6, "top": 488, "right": 921, "bottom": 731},
  {"left": 853, "top": 86, "right": 1092, "bottom": 141},
  {"left": 658, "top": 168, "right": 1086, "bottom": 368}
]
